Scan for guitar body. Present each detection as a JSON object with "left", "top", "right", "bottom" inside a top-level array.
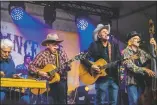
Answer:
[
  {"left": 29, "top": 64, "right": 60, "bottom": 83},
  {"left": 29, "top": 64, "right": 60, "bottom": 95},
  {"left": 79, "top": 59, "right": 108, "bottom": 85},
  {"left": 41, "top": 64, "right": 61, "bottom": 84}
]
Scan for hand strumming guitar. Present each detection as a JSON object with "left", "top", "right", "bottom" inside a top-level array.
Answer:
[
  {"left": 91, "top": 64, "right": 100, "bottom": 72},
  {"left": 37, "top": 71, "right": 49, "bottom": 78}
]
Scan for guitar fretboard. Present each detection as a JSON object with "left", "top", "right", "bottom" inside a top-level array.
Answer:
[{"left": 49, "top": 58, "right": 75, "bottom": 75}]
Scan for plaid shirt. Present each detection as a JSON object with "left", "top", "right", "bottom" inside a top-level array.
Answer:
[
  {"left": 122, "top": 46, "right": 151, "bottom": 85},
  {"left": 28, "top": 48, "right": 70, "bottom": 80}
]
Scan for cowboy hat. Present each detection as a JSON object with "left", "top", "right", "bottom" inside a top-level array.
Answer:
[
  {"left": 41, "top": 33, "right": 63, "bottom": 46},
  {"left": 93, "top": 24, "right": 111, "bottom": 41},
  {"left": 126, "top": 31, "right": 141, "bottom": 42}
]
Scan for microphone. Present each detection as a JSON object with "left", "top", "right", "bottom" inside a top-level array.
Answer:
[
  {"left": 138, "top": 41, "right": 145, "bottom": 44},
  {"left": 58, "top": 44, "right": 63, "bottom": 48},
  {"left": 108, "top": 34, "right": 113, "bottom": 40},
  {"left": 58, "top": 44, "right": 63, "bottom": 51}
]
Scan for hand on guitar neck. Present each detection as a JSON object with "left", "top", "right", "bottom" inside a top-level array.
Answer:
[{"left": 150, "top": 38, "right": 157, "bottom": 47}]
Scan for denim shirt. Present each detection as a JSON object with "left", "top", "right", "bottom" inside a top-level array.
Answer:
[
  {"left": 0, "top": 58, "right": 16, "bottom": 91},
  {"left": 0, "top": 58, "right": 16, "bottom": 78}
]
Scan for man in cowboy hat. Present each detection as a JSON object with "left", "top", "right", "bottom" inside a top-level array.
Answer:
[
  {"left": 81, "top": 24, "right": 121, "bottom": 105},
  {"left": 28, "top": 33, "right": 71, "bottom": 104},
  {"left": 122, "top": 31, "right": 155, "bottom": 105}
]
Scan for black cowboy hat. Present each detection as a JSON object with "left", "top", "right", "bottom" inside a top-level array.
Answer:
[{"left": 126, "top": 31, "right": 141, "bottom": 42}]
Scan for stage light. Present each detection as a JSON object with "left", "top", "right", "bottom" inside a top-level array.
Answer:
[
  {"left": 75, "top": 13, "right": 89, "bottom": 31},
  {"left": 76, "top": 18, "right": 88, "bottom": 30},
  {"left": 44, "top": 4, "right": 56, "bottom": 28},
  {"left": 75, "top": 13, "right": 95, "bottom": 52},
  {"left": 10, "top": 7, "right": 24, "bottom": 20},
  {"left": 85, "top": 86, "right": 89, "bottom": 91},
  {"left": 100, "top": 15, "right": 112, "bottom": 26},
  {"left": 75, "top": 86, "right": 90, "bottom": 104},
  {"left": 8, "top": 1, "right": 25, "bottom": 21}
]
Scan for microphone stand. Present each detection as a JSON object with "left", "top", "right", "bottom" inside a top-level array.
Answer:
[
  {"left": 116, "top": 59, "right": 122, "bottom": 105},
  {"left": 109, "top": 35, "right": 123, "bottom": 105}
]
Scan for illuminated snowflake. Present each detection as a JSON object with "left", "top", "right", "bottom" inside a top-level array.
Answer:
[
  {"left": 77, "top": 19, "right": 88, "bottom": 30},
  {"left": 11, "top": 7, "right": 24, "bottom": 20}
]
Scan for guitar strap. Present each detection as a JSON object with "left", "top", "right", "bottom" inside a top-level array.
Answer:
[
  {"left": 55, "top": 51, "right": 59, "bottom": 68},
  {"left": 108, "top": 42, "right": 112, "bottom": 62}
]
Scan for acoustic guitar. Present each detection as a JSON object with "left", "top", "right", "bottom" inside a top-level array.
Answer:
[
  {"left": 79, "top": 54, "right": 138, "bottom": 85},
  {"left": 29, "top": 52, "right": 87, "bottom": 95}
]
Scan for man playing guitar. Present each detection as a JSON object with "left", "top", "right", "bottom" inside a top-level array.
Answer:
[
  {"left": 28, "top": 33, "right": 71, "bottom": 104},
  {"left": 81, "top": 24, "right": 121, "bottom": 105}
]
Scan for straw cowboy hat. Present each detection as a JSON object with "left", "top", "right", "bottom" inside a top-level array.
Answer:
[
  {"left": 126, "top": 31, "right": 141, "bottom": 42},
  {"left": 41, "top": 33, "right": 63, "bottom": 46},
  {"left": 93, "top": 24, "right": 111, "bottom": 41}
]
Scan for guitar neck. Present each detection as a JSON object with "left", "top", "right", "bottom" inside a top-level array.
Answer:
[
  {"left": 49, "top": 59, "right": 75, "bottom": 75},
  {"left": 100, "top": 58, "right": 128, "bottom": 70}
]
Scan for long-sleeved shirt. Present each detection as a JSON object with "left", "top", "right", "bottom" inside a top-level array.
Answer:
[
  {"left": 0, "top": 57, "right": 16, "bottom": 91},
  {"left": 0, "top": 57, "right": 16, "bottom": 78},
  {"left": 122, "top": 46, "right": 151, "bottom": 85},
  {"left": 81, "top": 41, "right": 121, "bottom": 84},
  {"left": 28, "top": 48, "right": 70, "bottom": 80}
]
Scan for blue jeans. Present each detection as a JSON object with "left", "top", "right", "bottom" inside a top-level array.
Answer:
[
  {"left": 0, "top": 91, "right": 30, "bottom": 104},
  {"left": 95, "top": 77, "right": 119, "bottom": 105},
  {"left": 127, "top": 85, "right": 143, "bottom": 105}
]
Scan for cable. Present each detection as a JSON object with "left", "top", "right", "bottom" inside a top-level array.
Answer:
[{"left": 69, "top": 87, "right": 78, "bottom": 104}]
